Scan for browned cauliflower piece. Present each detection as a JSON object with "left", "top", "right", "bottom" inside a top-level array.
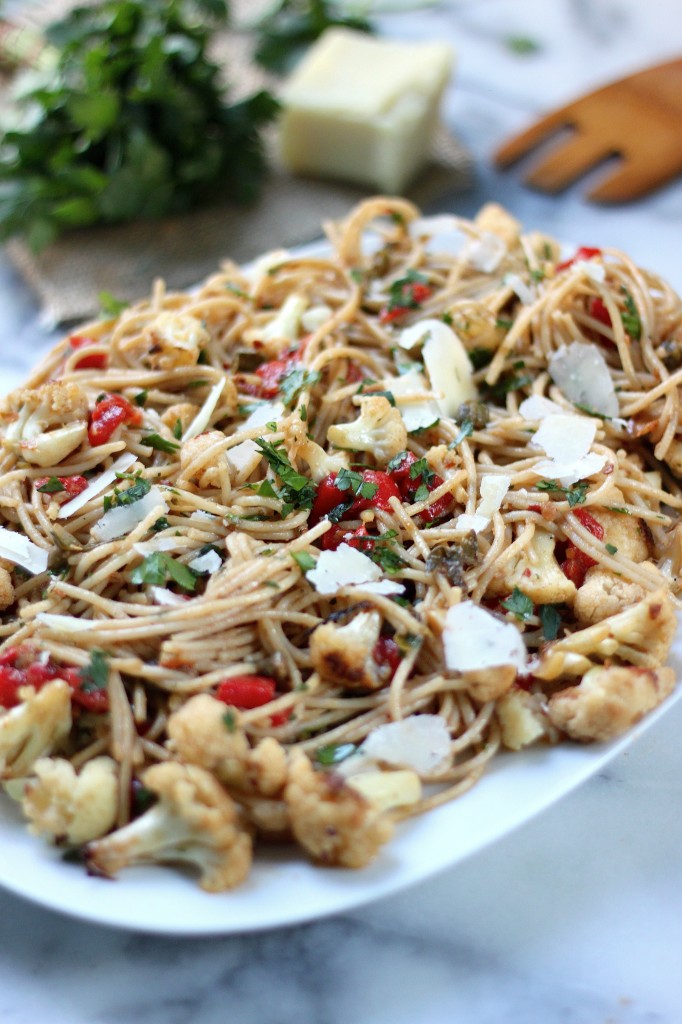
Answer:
[
  {"left": 460, "top": 664, "right": 516, "bottom": 703},
  {"left": 487, "top": 530, "right": 577, "bottom": 606},
  {"left": 180, "top": 430, "right": 225, "bottom": 487},
  {"left": 310, "top": 611, "right": 386, "bottom": 691},
  {"left": 22, "top": 756, "right": 118, "bottom": 845},
  {"left": 574, "top": 566, "right": 660, "bottom": 625},
  {"left": 284, "top": 751, "right": 393, "bottom": 868},
  {"left": 0, "top": 680, "right": 72, "bottom": 779},
  {"left": 0, "top": 566, "right": 14, "bottom": 611},
  {"left": 141, "top": 312, "right": 210, "bottom": 370},
  {"left": 497, "top": 688, "right": 550, "bottom": 750},
  {"left": 84, "top": 761, "right": 252, "bottom": 892},
  {"left": 587, "top": 506, "right": 650, "bottom": 562},
  {"left": 167, "top": 694, "right": 288, "bottom": 796},
  {"left": 161, "top": 403, "right": 200, "bottom": 435},
  {"left": 0, "top": 381, "right": 89, "bottom": 467},
  {"left": 327, "top": 396, "right": 407, "bottom": 464},
  {"left": 534, "top": 588, "right": 676, "bottom": 681},
  {"left": 548, "top": 664, "right": 675, "bottom": 742}
]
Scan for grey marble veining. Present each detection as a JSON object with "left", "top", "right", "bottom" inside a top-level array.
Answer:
[{"left": 2, "top": 1, "right": 682, "bottom": 1021}]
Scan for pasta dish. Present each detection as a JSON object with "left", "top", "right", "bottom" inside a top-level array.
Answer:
[{"left": 0, "top": 196, "right": 680, "bottom": 892}]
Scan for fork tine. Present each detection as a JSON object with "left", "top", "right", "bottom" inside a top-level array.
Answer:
[
  {"left": 494, "top": 108, "right": 572, "bottom": 167},
  {"left": 588, "top": 152, "right": 682, "bottom": 202},
  {"left": 523, "top": 133, "right": 614, "bottom": 193}
]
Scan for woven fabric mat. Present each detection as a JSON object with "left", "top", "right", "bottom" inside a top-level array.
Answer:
[{"left": 3, "top": 2, "right": 473, "bottom": 324}]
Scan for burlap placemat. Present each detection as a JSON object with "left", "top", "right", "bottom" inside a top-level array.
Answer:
[{"left": 2, "top": 2, "right": 473, "bottom": 324}]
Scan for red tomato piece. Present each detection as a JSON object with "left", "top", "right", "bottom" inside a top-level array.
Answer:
[
  {"left": 556, "top": 247, "right": 602, "bottom": 273},
  {"left": 215, "top": 674, "right": 277, "bottom": 709},
  {"left": 388, "top": 450, "right": 452, "bottom": 523},
  {"left": 69, "top": 335, "right": 108, "bottom": 370},
  {"left": 310, "top": 470, "right": 400, "bottom": 527},
  {"left": 573, "top": 508, "right": 605, "bottom": 540},
  {"left": 88, "top": 394, "right": 142, "bottom": 446},
  {"left": 322, "top": 523, "right": 375, "bottom": 552}
]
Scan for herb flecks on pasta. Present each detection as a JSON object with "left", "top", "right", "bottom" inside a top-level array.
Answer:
[{"left": 0, "top": 197, "right": 681, "bottom": 890}]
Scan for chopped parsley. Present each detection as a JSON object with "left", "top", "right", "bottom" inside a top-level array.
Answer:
[
  {"left": 501, "top": 587, "right": 534, "bottom": 622},
  {"left": 142, "top": 433, "right": 180, "bottom": 454},
  {"left": 291, "top": 550, "right": 316, "bottom": 572},
  {"left": 605, "top": 543, "right": 618, "bottom": 555},
  {"left": 99, "top": 291, "right": 129, "bottom": 318},
  {"left": 279, "top": 367, "right": 321, "bottom": 408},
  {"left": 315, "top": 742, "right": 356, "bottom": 766},
  {"left": 37, "top": 477, "right": 66, "bottom": 494},
  {"left": 130, "top": 552, "right": 198, "bottom": 592},
  {"left": 621, "top": 286, "right": 642, "bottom": 340},
  {"left": 103, "top": 474, "right": 151, "bottom": 511},
  {"left": 539, "top": 604, "right": 562, "bottom": 641},
  {"left": 78, "top": 649, "right": 110, "bottom": 693},
  {"left": 536, "top": 479, "right": 589, "bottom": 507},
  {"left": 386, "top": 269, "right": 430, "bottom": 312},
  {"left": 449, "top": 420, "right": 474, "bottom": 448},
  {"left": 254, "top": 437, "right": 316, "bottom": 516},
  {"left": 335, "top": 467, "right": 379, "bottom": 502},
  {"left": 133, "top": 390, "right": 148, "bottom": 407},
  {"left": 150, "top": 516, "right": 169, "bottom": 533}
]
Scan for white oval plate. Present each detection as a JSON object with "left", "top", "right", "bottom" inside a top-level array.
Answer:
[{"left": 2, "top": 630, "right": 680, "bottom": 935}]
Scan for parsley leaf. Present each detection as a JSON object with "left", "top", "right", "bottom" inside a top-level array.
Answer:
[
  {"left": 386, "top": 269, "right": 430, "bottom": 312},
  {"left": 104, "top": 475, "right": 151, "bottom": 511},
  {"left": 37, "top": 477, "right": 66, "bottom": 494},
  {"left": 620, "top": 286, "right": 642, "bottom": 340},
  {"left": 255, "top": 438, "right": 316, "bottom": 513},
  {"left": 315, "top": 742, "right": 357, "bottom": 766},
  {"left": 142, "top": 433, "right": 180, "bottom": 454},
  {"left": 78, "top": 649, "right": 110, "bottom": 693},
  {"left": 291, "top": 550, "right": 316, "bottom": 572},
  {"left": 539, "top": 604, "right": 562, "bottom": 641},
  {"left": 131, "top": 552, "right": 198, "bottom": 592},
  {"left": 449, "top": 420, "right": 474, "bottom": 448},
  {"left": 99, "top": 291, "right": 129, "bottom": 318},
  {"left": 501, "top": 586, "right": 534, "bottom": 621},
  {"left": 279, "top": 367, "right": 321, "bottom": 408},
  {"left": 536, "top": 479, "right": 589, "bottom": 507},
  {"left": 605, "top": 543, "right": 618, "bottom": 555}
]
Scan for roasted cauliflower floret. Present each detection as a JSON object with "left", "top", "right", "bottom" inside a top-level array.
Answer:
[
  {"left": 167, "top": 694, "right": 288, "bottom": 797},
  {"left": 497, "top": 688, "right": 550, "bottom": 750},
  {"left": 179, "top": 430, "right": 225, "bottom": 487},
  {"left": 474, "top": 202, "right": 521, "bottom": 248},
  {"left": 585, "top": 506, "right": 650, "bottom": 562},
  {"left": 0, "top": 566, "right": 14, "bottom": 611},
  {"left": 84, "top": 761, "right": 252, "bottom": 892},
  {"left": 22, "top": 756, "right": 117, "bottom": 845},
  {"left": 534, "top": 588, "right": 676, "bottom": 681},
  {"left": 285, "top": 751, "right": 393, "bottom": 868},
  {"left": 161, "top": 402, "right": 200, "bottom": 435},
  {"left": 574, "top": 567, "right": 655, "bottom": 624},
  {"left": 327, "top": 396, "right": 407, "bottom": 465},
  {"left": 0, "top": 381, "right": 88, "bottom": 467},
  {"left": 460, "top": 664, "right": 516, "bottom": 703},
  {"left": 548, "top": 664, "right": 675, "bottom": 742},
  {"left": 310, "top": 611, "right": 386, "bottom": 691},
  {"left": 0, "top": 680, "right": 72, "bottom": 779},
  {"left": 141, "top": 312, "right": 210, "bottom": 370},
  {"left": 487, "top": 529, "right": 576, "bottom": 605},
  {"left": 247, "top": 294, "right": 309, "bottom": 356},
  {"left": 298, "top": 439, "right": 350, "bottom": 483}
]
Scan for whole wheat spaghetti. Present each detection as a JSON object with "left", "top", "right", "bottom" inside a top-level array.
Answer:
[{"left": 0, "top": 197, "right": 681, "bottom": 891}]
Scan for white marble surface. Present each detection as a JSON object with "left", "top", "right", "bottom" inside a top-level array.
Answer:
[{"left": 2, "top": 0, "right": 682, "bottom": 1020}]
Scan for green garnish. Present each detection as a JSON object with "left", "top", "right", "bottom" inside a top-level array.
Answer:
[
  {"left": 142, "top": 433, "right": 180, "bottom": 454},
  {"left": 449, "top": 420, "right": 474, "bottom": 448},
  {"left": 501, "top": 587, "right": 534, "bottom": 622},
  {"left": 291, "top": 550, "right": 316, "bottom": 572},
  {"left": 539, "top": 604, "right": 562, "bottom": 641},
  {"left": 315, "top": 742, "right": 357, "bottom": 766},
  {"left": 99, "top": 291, "right": 129, "bottom": 318},
  {"left": 36, "top": 477, "right": 65, "bottom": 494},
  {"left": 386, "top": 269, "right": 430, "bottom": 312},
  {"left": 133, "top": 390, "right": 148, "bottom": 408},
  {"left": 605, "top": 543, "right": 618, "bottom": 555},
  {"left": 504, "top": 34, "right": 541, "bottom": 54},
  {"left": 279, "top": 367, "right": 321, "bottom": 408},
  {"left": 620, "top": 286, "right": 642, "bottom": 340},
  {"left": 130, "top": 551, "right": 198, "bottom": 591},
  {"left": 78, "top": 649, "right": 110, "bottom": 693},
  {"left": 255, "top": 437, "right": 316, "bottom": 516},
  {"left": 536, "top": 479, "right": 589, "bottom": 507},
  {"left": 103, "top": 474, "right": 151, "bottom": 511},
  {"left": 335, "top": 467, "right": 379, "bottom": 502}
]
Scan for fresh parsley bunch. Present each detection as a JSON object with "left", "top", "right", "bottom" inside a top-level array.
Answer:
[{"left": 0, "top": 0, "right": 279, "bottom": 249}]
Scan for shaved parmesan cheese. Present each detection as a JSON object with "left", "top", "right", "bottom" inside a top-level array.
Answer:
[
  {"left": 455, "top": 473, "right": 510, "bottom": 533},
  {"left": 462, "top": 232, "right": 506, "bottom": 273},
  {"left": 503, "top": 273, "right": 534, "bottom": 306},
  {"left": 530, "top": 413, "right": 607, "bottom": 486},
  {"left": 518, "top": 395, "right": 565, "bottom": 421},
  {"left": 0, "top": 527, "right": 48, "bottom": 575},
  {"left": 361, "top": 715, "right": 451, "bottom": 774},
  {"left": 548, "top": 341, "right": 618, "bottom": 417},
  {"left": 91, "top": 487, "right": 168, "bottom": 543},
  {"left": 388, "top": 369, "right": 441, "bottom": 432},
  {"left": 420, "top": 320, "right": 477, "bottom": 416},
  {"left": 57, "top": 452, "right": 137, "bottom": 520},
  {"left": 36, "top": 613, "right": 96, "bottom": 633},
  {"left": 574, "top": 259, "right": 606, "bottom": 283},
  {"left": 259, "top": 293, "right": 308, "bottom": 343},
  {"left": 301, "top": 304, "right": 332, "bottom": 332},
  {"left": 346, "top": 769, "right": 422, "bottom": 811},
  {"left": 409, "top": 215, "right": 466, "bottom": 257},
  {"left": 189, "top": 549, "right": 222, "bottom": 574},
  {"left": 182, "top": 379, "right": 226, "bottom": 442},
  {"left": 149, "top": 586, "right": 187, "bottom": 607},
  {"left": 226, "top": 401, "right": 285, "bottom": 473},
  {"left": 133, "top": 538, "right": 185, "bottom": 556},
  {"left": 305, "top": 543, "right": 404, "bottom": 597},
  {"left": 443, "top": 602, "right": 527, "bottom": 672},
  {"left": 531, "top": 414, "right": 596, "bottom": 464}
]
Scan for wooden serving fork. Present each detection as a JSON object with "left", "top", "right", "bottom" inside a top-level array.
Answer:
[{"left": 494, "top": 57, "right": 682, "bottom": 202}]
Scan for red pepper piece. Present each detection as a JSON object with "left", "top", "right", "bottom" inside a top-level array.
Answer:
[
  {"left": 69, "top": 335, "right": 108, "bottom": 370},
  {"left": 0, "top": 650, "right": 108, "bottom": 712},
  {"left": 310, "top": 470, "right": 400, "bottom": 527},
  {"left": 560, "top": 509, "right": 604, "bottom": 587},
  {"left": 0, "top": 664, "right": 25, "bottom": 708},
  {"left": 215, "top": 674, "right": 277, "bottom": 709},
  {"left": 528, "top": 504, "right": 544, "bottom": 514},
  {"left": 379, "top": 282, "right": 432, "bottom": 324},
  {"left": 556, "top": 246, "right": 602, "bottom": 273},
  {"left": 322, "top": 523, "right": 375, "bottom": 552},
  {"left": 255, "top": 353, "right": 297, "bottom": 398},
  {"left": 574, "top": 508, "right": 605, "bottom": 540},
  {"left": 388, "top": 450, "right": 453, "bottom": 523},
  {"left": 88, "top": 394, "right": 143, "bottom": 446},
  {"left": 35, "top": 475, "right": 88, "bottom": 500},
  {"left": 587, "top": 296, "right": 612, "bottom": 328},
  {"left": 373, "top": 636, "right": 402, "bottom": 681}
]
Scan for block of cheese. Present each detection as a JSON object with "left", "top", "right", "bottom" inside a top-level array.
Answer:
[{"left": 278, "top": 28, "right": 454, "bottom": 194}]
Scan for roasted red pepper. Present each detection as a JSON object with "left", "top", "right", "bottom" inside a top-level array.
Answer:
[
  {"left": 88, "top": 393, "right": 142, "bottom": 446},
  {"left": 0, "top": 647, "right": 108, "bottom": 712},
  {"left": 556, "top": 246, "right": 602, "bottom": 273},
  {"left": 373, "top": 636, "right": 402, "bottom": 681},
  {"left": 321, "top": 523, "right": 375, "bottom": 552},
  {"left": 560, "top": 508, "right": 604, "bottom": 586},
  {"left": 379, "top": 280, "right": 432, "bottom": 324},
  {"left": 388, "top": 450, "right": 453, "bottom": 523},
  {"left": 310, "top": 470, "right": 400, "bottom": 527},
  {"left": 253, "top": 339, "right": 309, "bottom": 398},
  {"left": 35, "top": 475, "right": 88, "bottom": 500},
  {"left": 68, "top": 335, "right": 108, "bottom": 370},
  {"left": 587, "top": 296, "right": 612, "bottom": 328},
  {"left": 215, "top": 674, "right": 277, "bottom": 709}
]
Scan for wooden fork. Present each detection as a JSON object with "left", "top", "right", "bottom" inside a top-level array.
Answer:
[{"left": 494, "top": 57, "right": 682, "bottom": 202}]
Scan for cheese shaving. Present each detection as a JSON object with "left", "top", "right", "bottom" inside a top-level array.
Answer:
[
  {"left": 57, "top": 451, "right": 137, "bottom": 520},
  {"left": 443, "top": 602, "right": 528, "bottom": 672}
]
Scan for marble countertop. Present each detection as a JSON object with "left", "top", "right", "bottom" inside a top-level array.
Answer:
[{"left": 2, "top": 1, "right": 682, "bottom": 1020}]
